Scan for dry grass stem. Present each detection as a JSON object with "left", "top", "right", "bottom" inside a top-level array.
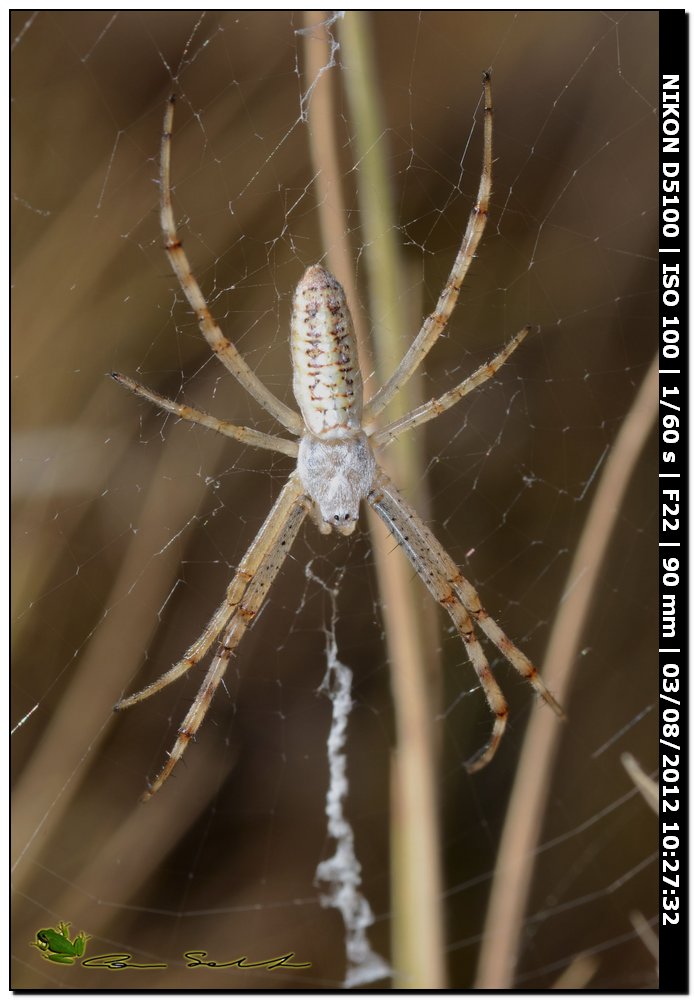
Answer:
[
  {"left": 303, "top": 11, "right": 444, "bottom": 987},
  {"left": 475, "top": 354, "right": 658, "bottom": 988}
]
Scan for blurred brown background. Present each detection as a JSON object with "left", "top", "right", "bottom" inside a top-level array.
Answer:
[{"left": 12, "top": 11, "right": 658, "bottom": 989}]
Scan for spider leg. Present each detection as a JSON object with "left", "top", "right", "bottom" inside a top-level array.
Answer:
[
  {"left": 370, "top": 327, "right": 529, "bottom": 447},
  {"left": 142, "top": 485, "right": 309, "bottom": 799},
  {"left": 115, "top": 475, "right": 306, "bottom": 713},
  {"left": 364, "top": 73, "right": 493, "bottom": 424},
  {"left": 450, "top": 569, "right": 565, "bottom": 718},
  {"left": 160, "top": 96, "right": 303, "bottom": 436},
  {"left": 368, "top": 469, "right": 563, "bottom": 771},
  {"left": 111, "top": 372, "right": 298, "bottom": 458}
]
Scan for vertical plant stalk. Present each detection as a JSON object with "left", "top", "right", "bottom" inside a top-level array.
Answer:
[
  {"left": 301, "top": 10, "right": 373, "bottom": 387},
  {"left": 302, "top": 11, "right": 445, "bottom": 989},
  {"left": 338, "top": 11, "right": 446, "bottom": 988},
  {"left": 474, "top": 355, "right": 659, "bottom": 988}
]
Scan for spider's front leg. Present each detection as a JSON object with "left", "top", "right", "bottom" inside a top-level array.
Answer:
[
  {"left": 368, "top": 469, "right": 563, "bottom": 770},
  {"left": 143, "top": 488, "right": 310, "bottom": 799},
  {"left": 123, "top": 477, "right": 310, "bottom": 800},
  {"left": 115, "top": 476, "right": 307, "bottom": 714}
]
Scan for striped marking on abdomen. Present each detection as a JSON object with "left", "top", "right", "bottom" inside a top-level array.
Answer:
[{"left": 290, "top": 265, "right": 363, "bottom": 439}]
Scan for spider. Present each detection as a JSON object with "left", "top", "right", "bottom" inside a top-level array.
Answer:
[{"left": 113, "top": 74, "right": 563, "bottom": 800}]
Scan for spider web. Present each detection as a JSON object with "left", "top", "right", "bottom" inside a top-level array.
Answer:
[{"left": 12, "top": 11, "right": 659, "bottom": 990}]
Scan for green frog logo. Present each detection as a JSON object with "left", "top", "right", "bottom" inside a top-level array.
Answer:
[{"left": 31, "top": 922, "right": 90, "bottom": 965}]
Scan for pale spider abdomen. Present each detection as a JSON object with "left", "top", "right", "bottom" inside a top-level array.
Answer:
[{"left": 290, "top": 265, "right": 363, "bottom": 439}]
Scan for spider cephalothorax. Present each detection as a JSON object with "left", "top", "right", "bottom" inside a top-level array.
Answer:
[
  {"left": 297, "top": 430, "right": 376, "bottom": 536},
  {"left": 113, "top": 76, "right": 563, "bottom": 800}
]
